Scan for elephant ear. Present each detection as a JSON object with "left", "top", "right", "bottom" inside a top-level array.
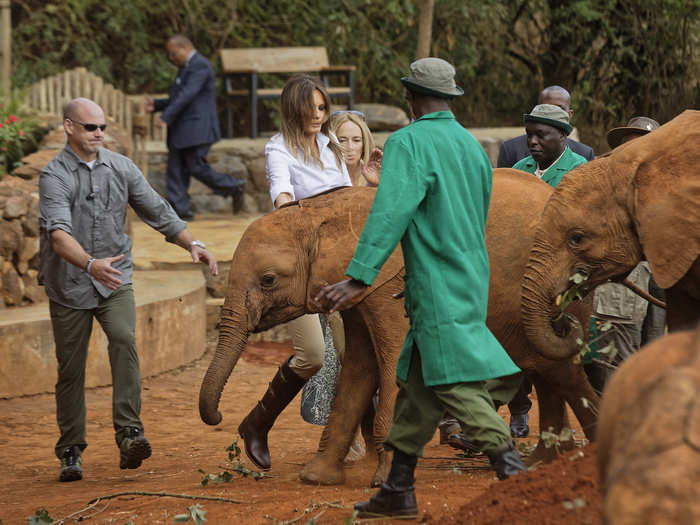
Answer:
[
  {"left": 632, "top": 114, "right": 700, "bottom": 288},
  {"left": 301, "top": 187, "right": 405, "bottom": 311}
]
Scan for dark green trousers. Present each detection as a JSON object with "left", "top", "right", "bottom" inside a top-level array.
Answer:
[
  {"left": 50, "top": 284, "right": 143, "bottom": 458},
  {"left": 386, "top": 346, "right": 511, "bottom": 457}
]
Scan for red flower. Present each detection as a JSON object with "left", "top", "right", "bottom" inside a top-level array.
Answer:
[
  {"left": 0, "top": 123, "right": 3, "bottom": 128},
  {"left": 1, "top": 146, "right": 6, "bottom": 151},
  {"left": 4, "top": 119, "right": 8, "bottom": 125},
  {"left": 19, "top": 130, "right": 24, "bottom": 136},
  {"left": 8, "top": 115, "right": 18, "bottom": 123}
]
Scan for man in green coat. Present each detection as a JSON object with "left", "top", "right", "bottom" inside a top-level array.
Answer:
[
  {"left": 512, "top": 103, "right": 587, "bottom": 188},
  {"left": 314, "top": 57, "right": 526, "bottom": 519}
]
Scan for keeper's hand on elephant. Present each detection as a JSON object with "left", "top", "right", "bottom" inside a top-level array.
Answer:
[{"left": 314, "top": 278, "right": 368, "bottom": 313}]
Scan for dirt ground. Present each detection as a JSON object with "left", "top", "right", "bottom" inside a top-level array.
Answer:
[{"left": 0, "top": 335, "right": 600, "bottom": 524}]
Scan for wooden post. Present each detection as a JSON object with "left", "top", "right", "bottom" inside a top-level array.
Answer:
[{"left": 0, "top": 0, "right": 10, "bottom": 96}]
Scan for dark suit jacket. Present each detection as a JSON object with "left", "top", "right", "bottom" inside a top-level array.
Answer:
[
  {"left": 154, "top": 51, "right": 221, "bottom": 150},
  {"left": 497, "top": 134, "right": 594, "bottom": 168}
]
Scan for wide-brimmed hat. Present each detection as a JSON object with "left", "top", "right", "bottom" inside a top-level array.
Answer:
[
  {"left": 523, "top": 104, "right": 573, "bottom": 135},
  {"left": 400, "top": 57, "right": 464, "bottom": 98},
  {"left": 606, "top": 116, "right": 660, "bottom": 149}
]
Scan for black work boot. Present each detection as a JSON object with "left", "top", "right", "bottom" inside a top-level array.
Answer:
[
  {"left": 354, "top": 449, "right": 419, "bottom": 519},
  {"left": 238, "top": 357, "right": 306, "bottom": 470},
  {"left": 59, "top": 446, "right": 83, "bottom": 482},
  {"left": 486, "top": 441, "right": 528, "bottom": 480},
  {"left": 509, "top": 413, "right": 530, "bottom": 438},
  {"left": 119, "top": 427, "right": 152, "bottom": 470},
  {"left": 447, "top": 433, "right": 482, "bottom": 455}
]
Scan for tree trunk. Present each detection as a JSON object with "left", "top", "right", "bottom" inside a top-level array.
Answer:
[{"left": 415, "top": 0, "right": 435, "bottom": 59}]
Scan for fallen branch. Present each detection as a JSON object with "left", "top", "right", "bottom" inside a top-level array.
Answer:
[{"left": 87, "top": 491, "right": 242, "bottom": 505}]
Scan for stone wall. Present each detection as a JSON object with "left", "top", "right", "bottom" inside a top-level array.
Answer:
[{"left": 0, "top": 176, "right": 41, "bottom": 308}]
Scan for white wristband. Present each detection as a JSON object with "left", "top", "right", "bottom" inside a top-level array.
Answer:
[{"left": 86, "top": 258, "right": 96, "bottom": 275}]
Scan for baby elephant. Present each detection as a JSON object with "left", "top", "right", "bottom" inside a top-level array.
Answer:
[{"left": 597, "top": 321, "right": 700, "bottom": 524}]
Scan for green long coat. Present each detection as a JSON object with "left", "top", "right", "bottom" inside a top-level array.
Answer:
[
  {"left": 512, "top": 146, "right": 587, "bottom": 187},
  {"left": 346, "top": 111, "right": 519, "bottom": 386}
]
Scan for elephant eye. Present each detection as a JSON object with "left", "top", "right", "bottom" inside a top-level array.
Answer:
[
  {"left": 261, "top": 274, "right": 277, "bottom": 288},
  {"left": 568, "top": 231, "right": 585, "bottom": 247}
]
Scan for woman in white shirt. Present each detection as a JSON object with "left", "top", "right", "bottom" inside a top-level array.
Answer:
[{"left": 238, "top": 75, "right": 379, "bottom": 471}]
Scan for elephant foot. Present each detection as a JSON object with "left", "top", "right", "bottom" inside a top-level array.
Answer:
[
  {"left": 299, "top": 454, "right": 345, "bottom": 486},
  {"left": 370, "top": 449, "right": 393, "bottom": 487},
  {"left": 524, "top": 437, "right": 576, "bottom": 467}
]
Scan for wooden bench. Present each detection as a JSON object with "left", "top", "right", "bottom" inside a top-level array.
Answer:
[{"left": 220, "top": 47, "right": 356, "bottom": 138}]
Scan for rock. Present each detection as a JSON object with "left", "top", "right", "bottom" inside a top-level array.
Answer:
[
  {"left": 2, "top": 261, "right": 24, "bottom": 306},
  {"left": 13, "top": 149, "right": 58, "bottom": 180},
  {"left": 21, "top": 270, "right": 45, "bottom": 303},
  {"left": 0, "top": 219, "right": 23, "bottom": 259},
  {"left": 3, "top": 195, "right": 29, "bottom": 219},
  {"left": 18, "top": 236, "right": 39, "bottom": 273},
  {"left": 21, "top": 197, "right": 40, "bottom": 237},
  {"left": 240, "top": 193, "right": 258, "bottom": 214},
  {"left": 246, "top": 156, "right": 268, "bottom": 192},
  {"left": 354, "top": 103, "right": 410, "bottom": 131}
]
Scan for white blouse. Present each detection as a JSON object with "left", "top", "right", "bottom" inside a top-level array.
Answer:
[{"left": 265, "top": 132, "right": 351, "bottom": 206}]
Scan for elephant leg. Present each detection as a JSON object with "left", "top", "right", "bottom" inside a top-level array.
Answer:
[
  {"left": 299, "top": 309, "right": 378, "bottom": 485},
  {"left": 526, "top": 375, "right": 574, "bottom": 466},
  {"left": 359, "top": 276, "right": 406, "bottom": 487},
  {"left": 560, "top": 364, "right": 600, "bottom": 441}
]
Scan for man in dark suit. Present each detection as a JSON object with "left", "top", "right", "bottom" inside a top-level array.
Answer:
[
  {"left": 497, "top": 86, "right": 594, "bottom": 168},
  {"left": 145, "top": 35, "right": 244, "bottom": 220}
]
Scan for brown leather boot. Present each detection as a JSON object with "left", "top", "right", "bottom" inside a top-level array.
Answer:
[{"left": 237, "top": 357, "right": 306, "bottom": 470}]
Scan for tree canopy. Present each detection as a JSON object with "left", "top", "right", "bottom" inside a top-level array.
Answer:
[{"left": 10, "top": 0, "right": 699, "bottom": 150}]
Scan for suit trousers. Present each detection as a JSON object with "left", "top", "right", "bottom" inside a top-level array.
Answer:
[
  {"left": 50, "top": 284, "right": 142, "bottom": 458},
  {"left": 386, "top": 346, "right": 511, "bottom": 457},
  {"left": 166, "top": 142, "right": 240, "bottom": 216}
]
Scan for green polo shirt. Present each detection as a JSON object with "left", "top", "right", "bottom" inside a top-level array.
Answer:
[
  {"left": 512, "top": 146, "right": 587, "bottom": 187},
  {"left": 345, "top": 111, "right": 519, "bottom": 386}
]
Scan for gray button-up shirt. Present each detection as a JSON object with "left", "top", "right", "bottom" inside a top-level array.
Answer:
[{"left": 39, "top": 145, "right": 186, "bottom": 309}]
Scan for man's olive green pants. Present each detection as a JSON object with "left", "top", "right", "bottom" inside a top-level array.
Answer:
[
  {"left": 50, "top": 284, "right": 143, "bottom": 458},
  {"left": 385, "top": 347, "right": 512, "bottom": 457}
]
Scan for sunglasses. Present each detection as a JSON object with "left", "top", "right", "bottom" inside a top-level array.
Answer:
[
  {"left": 330, "top": 110, "right": 366, "bottom": 122},
  {"left": 67, "top": 118, "right": 108, "bottom": 132}
]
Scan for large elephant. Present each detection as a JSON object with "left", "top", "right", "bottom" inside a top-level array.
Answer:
[
  {"left": 521, "top": 110, "right": 700, "bottom": 360},
  {"left": 199, "top": 169, "right": 599, "bottom": 487},
  {"left": 596, "top": 322, "right": 700, "bottom": 524}
]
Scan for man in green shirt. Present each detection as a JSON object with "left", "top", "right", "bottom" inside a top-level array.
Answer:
[
  {"left": 314, "top": 58, "right": 526, "bottom": 519},
  {"left": 512, "top": 104, "right": 587, "bottom": 188}
]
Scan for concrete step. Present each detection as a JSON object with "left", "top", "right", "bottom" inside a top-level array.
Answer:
[{"left": 0, "top": 270, "right": 206, "bottom": 397}]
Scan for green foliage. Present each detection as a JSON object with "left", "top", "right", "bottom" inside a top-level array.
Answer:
[
  {"left": 28, "top": 508, "right": 53, "bottom": 524},
  {"left": 0, "top": 92, "right": 40, "bottom": 176},
  {"left": 173, "top": 503, "right": 207, "bottom": 524},
  {"left": 198, "top": 440, "right": 264, "bottom": 486},
  {"left": 9, "top": 0, "right": 699, "bottom": 144}
]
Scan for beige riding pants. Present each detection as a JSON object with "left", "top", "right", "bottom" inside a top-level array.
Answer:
[{"left": 288, "top": 313, "right": 346, "bottom": 379}]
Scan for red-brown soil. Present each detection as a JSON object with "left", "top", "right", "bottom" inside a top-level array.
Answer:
[{"left": 0, "top": 336, "right": 600, "bottom": 524}]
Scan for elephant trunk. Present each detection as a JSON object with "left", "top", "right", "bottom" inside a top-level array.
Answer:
[
  {"left": 199, "top": 300, "right": 250, "bottom": 425},
  {"left": 521, "top": 242, "right": 584, "bottom": 360}
]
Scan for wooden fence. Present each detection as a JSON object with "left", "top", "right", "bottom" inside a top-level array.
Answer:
[
  {"left": 28, "top": 67, "right": 133, "bottom": 138},
  {"left": 25, "top": 68, "right": 167, "bottom": 173}
]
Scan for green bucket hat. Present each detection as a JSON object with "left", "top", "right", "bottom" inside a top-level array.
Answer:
[
  {"left": 400, "top": 57, "right": 464, "bottom": 98},
  {"left": 523, "top": 104, "right": 573, "bottom": 135}
]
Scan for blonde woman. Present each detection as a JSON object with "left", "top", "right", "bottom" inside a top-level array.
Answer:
[
  {"left": 331, "top": 111, "right": 381, "bottom": 187},
  {"left": 238, "top": 75, "right": 379, "bottom": 470}
]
